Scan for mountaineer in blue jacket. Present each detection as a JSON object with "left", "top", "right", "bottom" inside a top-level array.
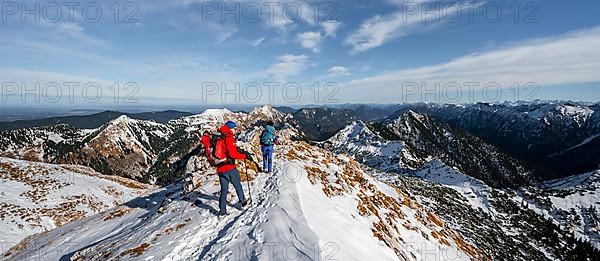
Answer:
[{"left": 260, "top": 121, "right": 278, "bottom": 173}]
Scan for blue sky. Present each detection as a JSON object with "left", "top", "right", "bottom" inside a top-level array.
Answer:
[{"left": 1, "top": 0, "right": 600, "bottom": 106}]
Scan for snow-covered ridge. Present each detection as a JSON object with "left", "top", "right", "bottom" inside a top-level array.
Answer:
[
  {"left": 90, "top": 115, "right": 172, "bottom": 143},
  {"left": 2, "top": 109, "right": 598, "bottom": 260},
  {"left": 0, "top": 124, "right": 95, "bottom": 162},
  {"left": 526, "top": 103, "right": 595, "bottom": 127},
  {"left": 541, "top": 170, "right": 598, "bottom": 191},
  {"left": 250, "top": 104, "right": 278, "bottom": 117},
  {"left": 0, "top": 105, "right": 303, "bottom": 186},
  {"left": 536, "top": 169, "right": 600, "bottom": 246},
  {"left": 169, "top": 108, "right": 241, "bottom": 133},
  {"left": 247, "top": 105, "right": 298, "bottom": 128},
  {"left": 0, "top": 157, "right": 151, "bottom": 253},
  {"left": 409, "top": 160, "right": 494, "bottom": 214},
  {"left": 173, "top": 109, "right": 233, "bottom": 121},
  {"left": 200, "top": 108, "right": 232, "bottom": 117},
  {"left": 76, "top": 115, "right": 175, "bottom": 179},
  {"left": 328, "top": 121, "right": 380, "bottom": 145},
  {"left": 328, "top": 111, "right": 532, "bottom": 188},
  {"left": 2, "top": 131, "right": 487, "bottom": 261},
  {"left": 326, "top": 121, "right": 408, "bottom": 172}
]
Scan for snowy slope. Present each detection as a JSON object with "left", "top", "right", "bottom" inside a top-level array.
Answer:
[
  {"left": 2, "top": 106, "right": 599, "bottom": 260},
  {"left": 247, "top": 105, "right": 295, "bottom": 124},
  {"left": 324, "top": 114, "right": 600, "bottom": 258},
  {"left": 538, "top": 169, "right": 600, "bottom": 246},
  {"left": 326, "top": 121, "right": 414, "bottom": 172},
  {"left": 0, "top": 157, "right": 151, "bottom": 253},
  {"left": 170, "top": 108, "right": 240, "bottom": 129},
  {"left": 3, "top": 134, "right": 486, "bottom": 261},
  {"left": 0, "top": 124, "right": 95, "bottom": 162},
  {"left": 527, "top": 103, "right": 594, "bottom": 127},
  {"left": 408, "top": 160, "right": 494, "bottom": 214},
  {"left": 326, "top": 112, "right": 532, "bottom": 188}
]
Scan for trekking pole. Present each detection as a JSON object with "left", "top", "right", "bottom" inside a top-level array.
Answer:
[{"left": 245, "top": 160, "right": 252, "bottom": 204}]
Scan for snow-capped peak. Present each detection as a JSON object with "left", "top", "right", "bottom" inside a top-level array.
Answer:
[
  {"left": 82, "top": 116, "right": 174, "bottom": 179},
  {"left": 330, "top": 121, "right": 376, "bottom": 142},
  {"left": 253, "top": 104, "right": 275, "bottom": 114},
  {"left": 525, "top": 102, "right": 594, "bottom": 125},
  {"left": 326, "top": 120, "right": 412, "bottom": 172},
  {"left": 405, "top": 109, "right": 425, "bottom": 121},
  {"left": 172, "top": 108, "right": 237, "bottom": 127},
  {"left": 200, "top": 108, "right": 232, "bottom": 118},
  {"left": 103, "top": 114, "right": 135, "bottom": 127},
  {"left": 114, "top": 114, "right": 130, "bottom": 122},
  {"left": 104, "top": 114, "right": 165, "bottom": 129},
  {"left": 555, "top": 104, "right": 594, "bottom": 123},
  {"left": 248, "top": 104, "right": 287, "bottom": 120}
]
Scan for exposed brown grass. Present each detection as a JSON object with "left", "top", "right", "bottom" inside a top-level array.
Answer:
[
  {"left": 100, "top": 186, "right": 124, "bottom": 197},
  {"left": 102, "top": 207, "right": 133, "bottom": 221},
  {"left": 120, "top": 243, "right": 150, "bottom": 257},
  {"left": 427, "top": 212, "right": 445, "bottom": 227},
  {"left": 287, "top": 142, "right": 490, "bottom": 261}
]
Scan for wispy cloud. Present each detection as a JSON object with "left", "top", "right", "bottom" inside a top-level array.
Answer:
[
  {"left": 0, "top": 67, "right": 114, "bottom": 85},
  {"left": 272, "top": 0, "right": 314, "bottom": 28},
  {"left": 215, "top": 26, "right": 239, "bottom": 43},
  {"left": 343, "top": 26, "right": 600, "bottom": 101},
  {"left": 251, "top": 37, "right": 266, "bottom": 47},
  {"left": 40, "top": 22, "right": 112, "bottom": 49},
  {"left": 161, "top": 8, "right": 239, "bottom": 44},
  {"left": 265, "top": 54, "right": 309, "bottom": 80},
  {"left": 345, "top": 1, "right": 481, "bottom": 53}
]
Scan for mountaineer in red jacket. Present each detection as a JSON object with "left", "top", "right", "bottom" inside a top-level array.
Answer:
[{"left": 215, "top": 121, "right": 251, "bottom": 216}]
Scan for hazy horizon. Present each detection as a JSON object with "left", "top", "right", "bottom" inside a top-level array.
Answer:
[{"left": 2, "top": 98, "right": 599, "bottom": 122}]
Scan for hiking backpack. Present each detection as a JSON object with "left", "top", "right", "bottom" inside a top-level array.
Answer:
[
  {"left": 201, "top": 131, "right": 231, "bottom": 166},
  {"left": 260, "top": 130, "right": 274, "bottom": 145}
]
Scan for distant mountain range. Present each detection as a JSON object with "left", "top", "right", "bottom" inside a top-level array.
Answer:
[
  {"left": 325, "top": 111, "right": 535, "bottom": 188},
  {"left": 2, "top": 101, "right": 599, "bottom": 179},
  {"left": 393, "top": 102, "right": 600, "bottom": 178},
  {"left": 0, "top": 110, "right": 193, "bottom": 130},
  {"left": 291, "top": 105, "right": 399, "bottom": 141}
]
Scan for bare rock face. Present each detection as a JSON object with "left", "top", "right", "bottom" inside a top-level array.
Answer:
[{"left": 64, "top": 115, "right": 174, "bottom": 180}]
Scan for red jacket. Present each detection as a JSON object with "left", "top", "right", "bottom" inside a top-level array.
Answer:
[{"left": 216, "top": 125, "right": 247, "bottom": 173}]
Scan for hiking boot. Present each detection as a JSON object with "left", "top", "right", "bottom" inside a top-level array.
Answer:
[
  {"left": 241, "top": 199, "right": 250, "bottom": 207},
  {"left": 218, "top": 211, "right": 229, "bottom": 216}
]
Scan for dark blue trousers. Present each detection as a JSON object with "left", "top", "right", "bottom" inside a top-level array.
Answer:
[{"left": 218, "top": 168, "right": 245, "bottom": 214}]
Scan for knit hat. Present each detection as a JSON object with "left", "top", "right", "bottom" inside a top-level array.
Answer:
[{"left": 225, "top": 121, "right": 237, "bottom": 129}]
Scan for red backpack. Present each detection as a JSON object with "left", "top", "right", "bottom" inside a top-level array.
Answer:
[{"left": 201, "top": 131, "right": 230, "bottom": 166}]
